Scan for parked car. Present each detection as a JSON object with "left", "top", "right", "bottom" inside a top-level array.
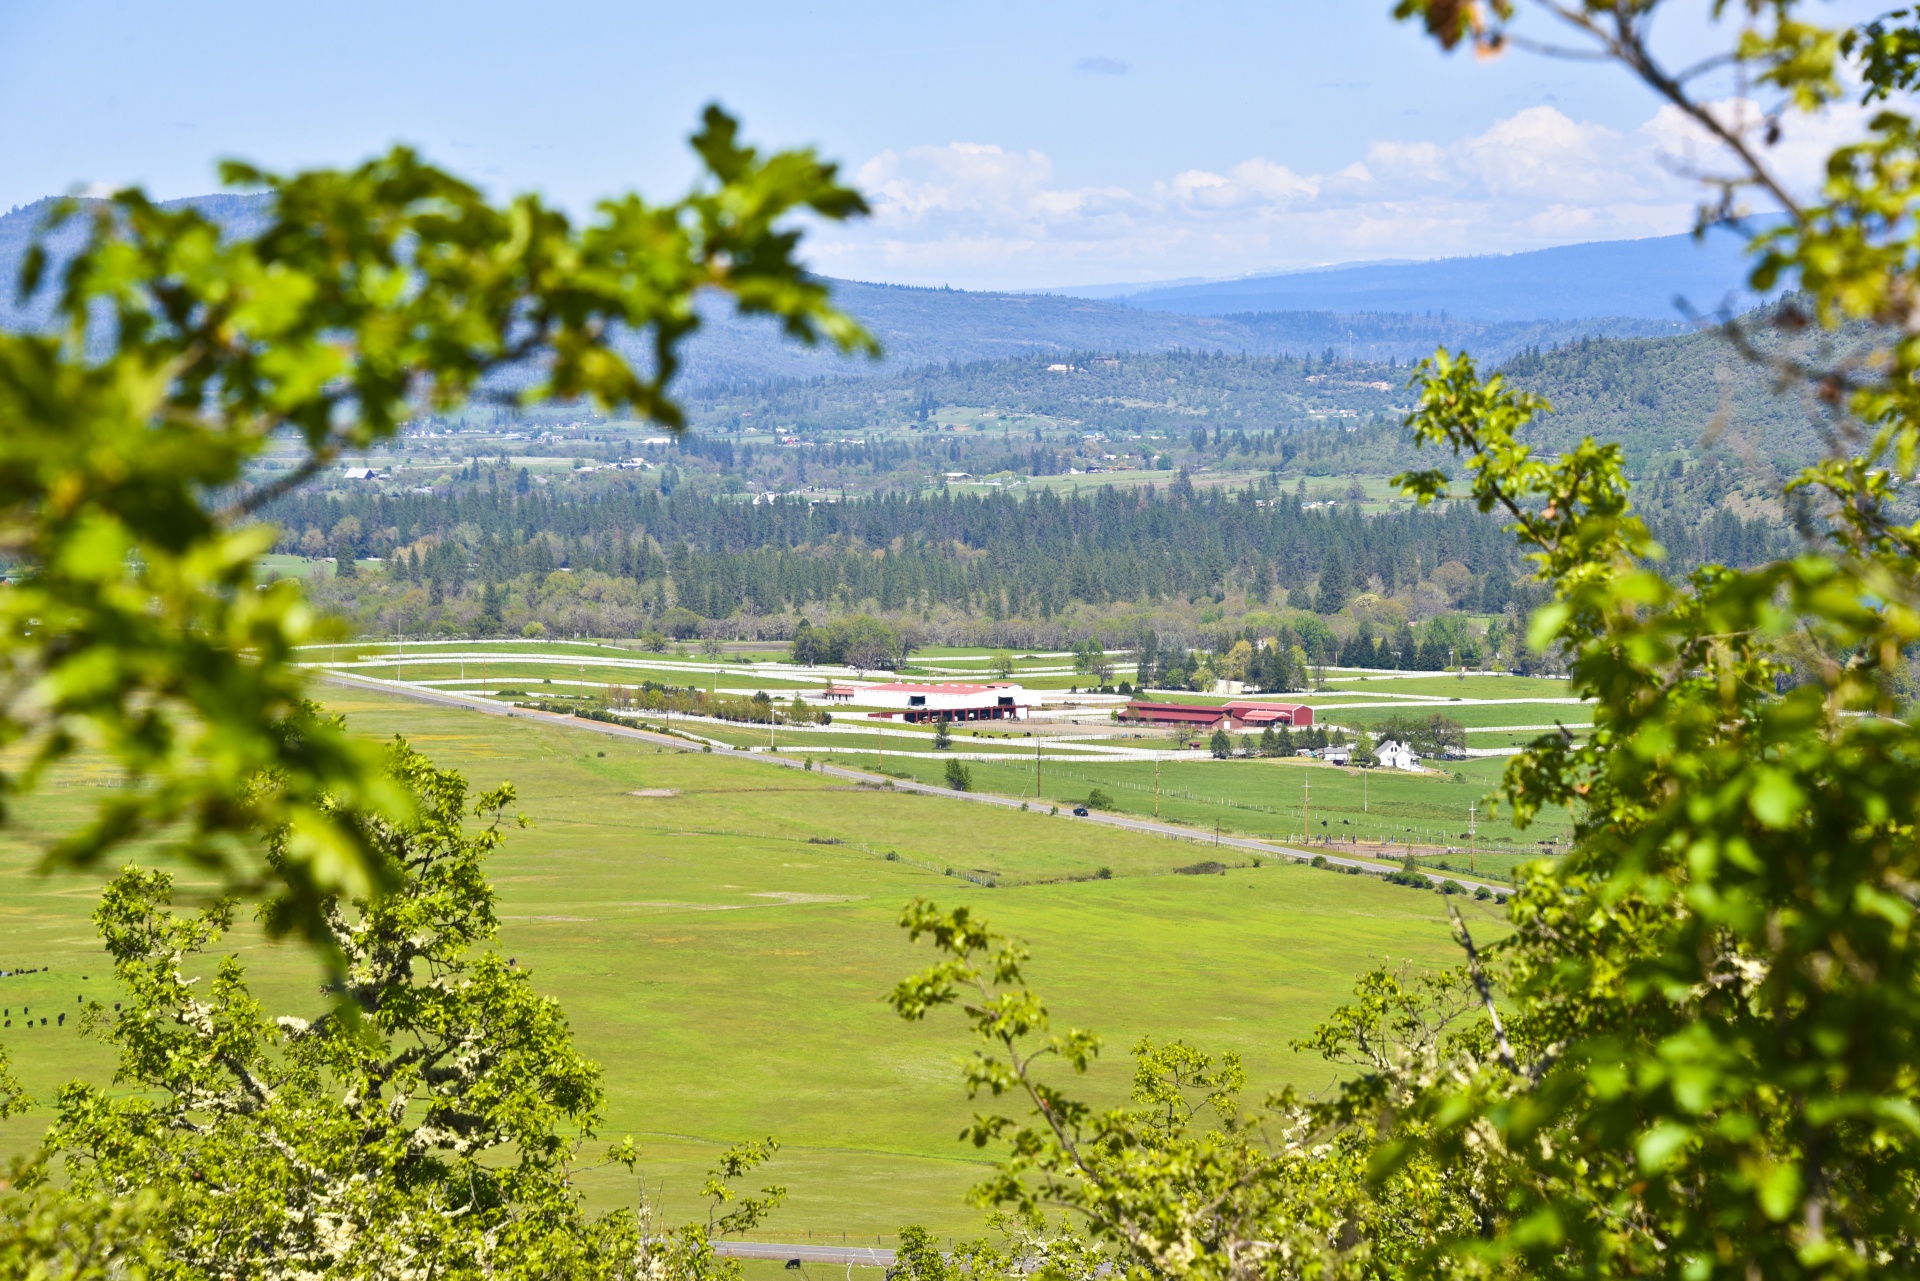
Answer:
[{"left": 1072, "top": 806, "right": 1090, "bottom": 816}]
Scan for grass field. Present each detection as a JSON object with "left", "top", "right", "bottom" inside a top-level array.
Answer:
[
  {"left": 825, "top": 750, "right": 1568, "bottom": 881},
  {"left": 0, "top": 686, "right": 1503, "bottom": 1241}
]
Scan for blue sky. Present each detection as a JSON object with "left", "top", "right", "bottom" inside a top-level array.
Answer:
[{"left": 0, "top": 1, "right": 1874, "bottom": 288}]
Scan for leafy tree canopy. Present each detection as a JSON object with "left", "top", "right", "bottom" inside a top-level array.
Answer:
[{"left": 889, "top": 5, "right": 1920, "bottom": 1276}]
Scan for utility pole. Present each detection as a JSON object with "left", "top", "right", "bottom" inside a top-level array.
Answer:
[
  {"left": 877, "top": 724, "right": 884, "bottom": 771},
  {"left": 1303, "top": 773, "right": 1310, "bottom": 845},
  {"left": 1468, "top": 803, "right": 1477, "bottom": 874},
  {"left": 396, "top": 632, "right": 402, "bottom": 682},
  {"left": 1154, "top": 755, "right": 1161, "bottom": 819}
]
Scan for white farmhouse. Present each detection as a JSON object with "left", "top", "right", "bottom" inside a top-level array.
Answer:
[{"left": 1373, "top": 739, "right": 1422, "bottom": 771}]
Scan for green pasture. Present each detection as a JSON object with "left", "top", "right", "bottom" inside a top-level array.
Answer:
[
  {"left": 1320, "top": 703, "right": 1590, "bottom": 730},
  {"left": 686, "top": 725, "right": 1086, "bottom": 757},
  {"left": 341, "top": 662, "right": 826, "bottom": 694},
  {"left": 819, "top": 751, "right": 1571, "bottom": 880},
  {"left": 259, "top": 554, "right": 331, "bottom": 580},
  {"left": 1311, "top": 674, "right": 1575, "bottom": 701},
  {"left": 0, "top": 688, "right": 1498, "bottom": 1240}
]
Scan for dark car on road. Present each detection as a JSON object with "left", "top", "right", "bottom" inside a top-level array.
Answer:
[{"left": 1072, "top": 806, "right": 1089, "bottom": 816}]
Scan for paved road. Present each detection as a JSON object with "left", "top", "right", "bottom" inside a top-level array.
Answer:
[
  {"left": 322, "top": 673, "right": 1511, "bottom": 897},
  {"left": 713, "top": 1242, "right": 896, "bottom": 1267}
]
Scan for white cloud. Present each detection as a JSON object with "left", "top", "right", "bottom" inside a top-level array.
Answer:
[{"left": 807, "top": 99, "right": 1865, "bottom": 289}]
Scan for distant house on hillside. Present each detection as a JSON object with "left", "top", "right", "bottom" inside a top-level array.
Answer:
[{"left": 1374, "top": 739, "right": 1421, "bottom": 771}]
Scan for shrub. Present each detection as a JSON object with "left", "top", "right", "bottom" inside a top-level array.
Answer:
[
  {"left": 1174, "top": 861, "right": 1227, "bottom": 876},
  {"left": 943, "top": 759, "right": 973, "bottom": 792},
  {"left": 1095, "top": 866, "right": 1113, "bottom": 879},
  {"left": 1085, "top": 787, "right": 1115, "bottom": 811}
]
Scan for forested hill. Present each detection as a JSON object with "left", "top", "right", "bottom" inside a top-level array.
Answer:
[
  {"left": 680, "top": 327, "right": 1833, "bottom": 480},
  {"left": 686, "top": 286, "right": 1683, "bottom": 383},
  {"left": 1499, "top": 320, "right": 1836, "bottom": 474},
  {"left": 268, "top": 462, "right": 1787, "bottom": 649},
  {"left": 685, "top": 348, "right": 1414, "bottom": 438}
]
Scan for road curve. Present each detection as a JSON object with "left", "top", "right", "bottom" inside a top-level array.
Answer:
[{"left": 321, "top": 672, "right": 1510, "bottom": 897}]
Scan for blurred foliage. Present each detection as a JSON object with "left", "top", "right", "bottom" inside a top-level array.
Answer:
[
  {"left": 889, "top": 4, "right": 1920, "bottom": 1277},
  {"left": 48, "top": 739, "right": 784, "bottom": 1280},
  {"left": 0, "top": 106, "right": 870, "bottom": 944}
]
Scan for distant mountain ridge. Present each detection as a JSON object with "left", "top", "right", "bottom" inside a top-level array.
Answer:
[
  {"left": 1049, "top": 229, "right": 1766, "bottom": 323},
  {"left": 0, "top": 195, "right": 1702, "bottom": 382},
  {"left": 685, "top": 282, "right": 1686, "bottom": 385}
]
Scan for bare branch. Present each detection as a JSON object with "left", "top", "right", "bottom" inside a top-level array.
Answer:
[{"left": 1448, "top": 902, "right": 1517, "bottom": 1071}]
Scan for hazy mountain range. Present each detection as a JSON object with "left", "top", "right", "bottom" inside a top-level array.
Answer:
[
  {"left": 0, "top": 196, "right": 1747, "bottom": 385},
  {"left": 1044, "top": 228, "right": 1766, "bottom": 323}
]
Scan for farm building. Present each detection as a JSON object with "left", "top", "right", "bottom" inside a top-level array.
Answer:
[
  {"left": 1223, "top": 700, "right": 1315, "bottom": 728},
  {"left": 1121, "top": 701, "right": 1228, "bottom": 729},
  {"left": 861, "top": 683, "right": 1028, "bottom": 723},
  {"left": 1373, "top": 739, "right": 1422, "bottom": 771},
  {"left": 1123, "top": 700, "right": 1315, "bottom": 730}
]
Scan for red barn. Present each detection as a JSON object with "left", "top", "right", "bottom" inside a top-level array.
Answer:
[
  {"left": 1122, "top": 701, "right": 1228, "bottom": 728},
  {"left": 1123, "top": 700, "right": 1316, "bottom": 730},
  {"left": 1222, "top": 701, "right": 1314, "bottom": 729}
]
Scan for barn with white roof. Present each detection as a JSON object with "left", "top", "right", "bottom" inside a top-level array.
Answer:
[{"left": 859, "top": 682, "right": 1028, "bottom": 723}]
